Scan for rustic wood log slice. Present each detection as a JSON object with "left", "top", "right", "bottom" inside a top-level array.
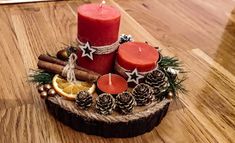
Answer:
[{"left": 45, "top": 96, "right": 171, "bottom": 138}]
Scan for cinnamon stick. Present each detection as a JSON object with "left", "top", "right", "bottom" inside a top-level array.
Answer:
[
  {"left": 38, "top": 54, "right": 100, "bottom": 77},
  {"left": 37, "top": 60, "right": 99, "bottom": 82}
]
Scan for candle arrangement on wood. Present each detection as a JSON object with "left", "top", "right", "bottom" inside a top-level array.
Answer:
[{"left": 28, "top": 0, "right": 187, "bottom": 138}]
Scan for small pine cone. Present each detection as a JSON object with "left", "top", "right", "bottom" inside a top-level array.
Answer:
[
  {"left": 145, "top": 70, "right": 169, "bottom": 101},
  {"left": 152, "top": 87, "right": 167, "bottom": 102},
  {"left": 145, "top": 70, "right": 165, "bottom": 86},
  {"left": 132, "top": 83, "right": 154, "bottom": 106},
  {"left": 95, "top": 93, "right": 116, "bottom": 115},
  {"left": 116, "top": 92, "right": 136, "bottom": 114},
  {"left": 75, "top": 91, "right": 93, "bottom": 109}
]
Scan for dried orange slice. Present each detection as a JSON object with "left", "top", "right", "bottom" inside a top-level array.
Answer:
[{"left": 52, "top": 74, "right": 95, "bottom": 100}]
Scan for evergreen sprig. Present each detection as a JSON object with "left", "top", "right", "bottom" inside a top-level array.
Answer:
[
  {"left": 28, "top": 69, "right": 55, "bottom": 84},
  {"left": 159, "top": 55, "right": 187, "bottom": 97},
  {"left": 159, "top": 56, "right": 184, "bottom": 72}
]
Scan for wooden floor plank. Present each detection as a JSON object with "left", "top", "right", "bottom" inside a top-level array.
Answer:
[
  {"left": 192, "top": 48, "right": 235, "bottom": 83},
  {"left": 0, "top": 0, "right": 58, "bottom": 5},
  {"left": 0, "top": 6, "right": 34, "bottom": 109},
  {"left": 0, "top": 104, "right": 66, "bottom": 143},
  {"left": 115, "top": 0, "right": 235, "bottom": 75}
]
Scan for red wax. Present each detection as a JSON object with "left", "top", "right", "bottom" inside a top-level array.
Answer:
[
  {"left": 97, "top": 74, "right": 128, "bottom": 94},
  {"left": 77, "top": 4, "right": 121, "bottom": 75},
  {"left": 117, "top": 42, "right": 159, "bottom": 72}
]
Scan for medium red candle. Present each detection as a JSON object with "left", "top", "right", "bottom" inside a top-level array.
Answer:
[
  {"left": 97, "top": 73, "right": 128, "bottom": 95},
  {"left": 117, "top": 42, "right": 159, "bottom": 72},
  {"left": 77, "top": 3, "right": 121, "bottom": 75}
]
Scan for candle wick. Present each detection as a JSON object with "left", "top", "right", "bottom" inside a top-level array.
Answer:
[
  {"left": 108, "top": 73, "right": 112, "bottom": 85},
  {"left": 99, "top": 0, "right": 106, "bottom": 8}
]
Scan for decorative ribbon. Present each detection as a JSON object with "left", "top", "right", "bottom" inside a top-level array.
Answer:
[
  {"left": 62, "top": 53, "right": 77, "bottom": 83},
  {"left": 77, "top": 38, "right": 120, "bottom": 55}
]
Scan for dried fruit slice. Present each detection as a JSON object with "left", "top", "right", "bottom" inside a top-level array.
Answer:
[{"left": 52, "top": 74, "right": 95, "bottom": 100}]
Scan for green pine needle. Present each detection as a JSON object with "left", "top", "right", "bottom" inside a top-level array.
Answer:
[
  {"left": 159, "top": 56, "right": 183, "bottom": 71},
  {"left": 159, "top": 55, "right": 188, "bottom": 97},
  {"left": 28, "top": 69, "right": 55, "bottom": 84}
]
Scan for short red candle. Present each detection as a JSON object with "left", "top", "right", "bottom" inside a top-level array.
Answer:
[
  {"left": 97, "top": 74, "right": 128, "bottom": 94},
  {"left": 117, "top": 42, "right": 159, "bottom": 72},
  {"left": 77, "top": 3, "right": 121, "bottom": 75}
]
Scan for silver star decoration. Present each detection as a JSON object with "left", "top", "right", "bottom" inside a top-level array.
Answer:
[
  {"left": 79, "top": 42, "right": 96, "bottom": 60},
  {"left": 125, "top": 68, "right": 144, "bottom": 84}
]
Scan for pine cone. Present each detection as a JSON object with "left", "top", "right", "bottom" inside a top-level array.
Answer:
[
  {"left": 116, "top": 92, "right": 136, "bottom": 114},
  {"left": 132, "top": 83, "right": 153, "bottom": 106},
  {"left": 95, "top": 93, "right": 116, "bottom": 115},
  {"left": 145, "top": 70, "right": 169, "bottom": 101},
  {"left": 75, "top": 91, "right": 93, "bottom": 109},
  {"left": 152, "top": 87, "right": 167, "bottom": 102}
]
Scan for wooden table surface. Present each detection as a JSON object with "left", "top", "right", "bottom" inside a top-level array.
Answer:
[{"left": 0, "top": 0, "right": 234, "bottom": 142}]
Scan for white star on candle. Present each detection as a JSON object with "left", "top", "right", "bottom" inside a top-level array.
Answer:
[
  {"left": 79, "top": 42, "right": 96, "bottom": 60},
  {"left": 125, "top": 68, "right": 144, "bottom": 84}
]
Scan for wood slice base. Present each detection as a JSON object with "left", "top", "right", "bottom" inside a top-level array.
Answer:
[{"left": 45, "top": 96, "right": 170, "bottom": 138}]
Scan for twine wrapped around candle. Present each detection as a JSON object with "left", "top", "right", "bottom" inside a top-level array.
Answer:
[
  {"left": 77, "top": 38, "right": 120, "bottom": 55},
  {"left": 62, "top": 53, "right": 78, "bottom": 83},
  {"left": 114, "top": 61, "right": 158, "bottom": 78}
]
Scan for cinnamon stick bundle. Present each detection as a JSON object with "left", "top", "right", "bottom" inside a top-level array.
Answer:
[
  {"left": 38, "top": 54, "right": 100, "bottom": 77},
  {"left": 37, "top": 60, "right": 100, "bottom": 82}
]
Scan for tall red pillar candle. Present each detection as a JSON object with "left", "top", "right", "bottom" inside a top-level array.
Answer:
[
  {"left": 117, "top": 42, "right": 159, "bottom": 72},
  {"left": 77, "top": 3, "right": 121, "bottom": 75}
]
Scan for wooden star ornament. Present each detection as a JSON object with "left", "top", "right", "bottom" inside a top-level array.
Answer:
[
  {"left": 125, "top": 68, "right": 144, "bottom": 84},
  {"left": 79, "top": 42, "right": 96, "bottom": 60}
]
